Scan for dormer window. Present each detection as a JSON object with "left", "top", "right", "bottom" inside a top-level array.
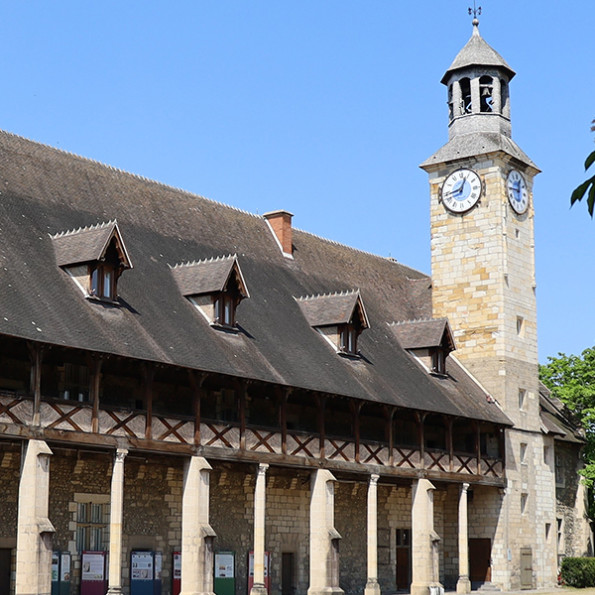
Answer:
[
  {"left": 51, "top": 220, "right": 132, "bottom": 303},
  {"left": 296, "top": 290, "right": 370, "bottom": 357},
  {"left": 391, "top": 318, "right": 455, "bottom": 375},
  {"left": 171, "top": 255, "right": 249, "bottom": 329}
]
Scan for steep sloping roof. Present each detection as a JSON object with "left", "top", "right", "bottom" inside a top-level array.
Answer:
[
  {"left": 420, "top": 132, "right": 539, "bottom": 171},
  {"left": 296, "top": 290, "right": 369, "bottom": 328},
  {"left": 441, "top": 23, "right": 515, "bottom": 85},
  {"left": 171, "top": 255, "right": 249, "bottom": 298},
  {"left": 539, "top": 383, "right": 584, "bottom": 444},
  {"left": 390, "top": 318, "right": 455, "bottom": 351},
  {"left": 52, "top": 220, "right": 132, "bottom": 268},
  {"left": 0, "top": 130, "right": 510, "bottom": 425}
]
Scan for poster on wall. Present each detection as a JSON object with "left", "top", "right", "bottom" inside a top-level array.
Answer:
[
  {"left": 60, "top": 552, "right": 71, "bottom": 581},
  {"left": 51, "top": 553, "right": 59, "bottom": 582},
  {"left": 131, "top": 551, "right": 154, "bottom": 581},
  {"left": 173, "top": 552, "right": 181, "bottom": 580},
  {"left": 82, "top": 551, "right": 106, "bottom": 581},
  {"left": 215, "top": 552, "right": 234, "bottom": 578}
]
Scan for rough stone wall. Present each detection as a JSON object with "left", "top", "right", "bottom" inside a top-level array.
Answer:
[
  {"left": 263, "top": 471, "right": 310, "bottom": 595},
  {"left": 555, "top": 441, "right": 593, "bottom": 559},
  {"left": 122, "top": 456, "right": 184, "bottom": 593},
  {"left": 335, "top": 481, "right": 366, "bottom": 595},
  {"left": 382, "top": 484, "right": 411, "bottom": 592},
  {"left": 0, "top": 447, "right": 20, "bottom": 539}
]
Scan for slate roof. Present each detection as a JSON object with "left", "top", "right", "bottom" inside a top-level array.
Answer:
[
  {"left": 441, "top": 23, "right": 515, "bottom": 85},
  {"left": 420, "top": 132, "right": 540, "bottom": 171},
  {"left": 171, "top": 255, "right": 249, "bottom": 298},
  {"left": 390, "top": 318, "right": 454, "bottom": 351},
  {"left": 296, "top": 291, "right": 369, "bottom": 329},
  {"left": 52, "top": 220, "right": 132, "bottom": 268},
  {"left": 0, "top": 130, "right": 510, "bottom": 426},
  {"left": 539, "top": 383, "right": 584, "bottom": 444}
]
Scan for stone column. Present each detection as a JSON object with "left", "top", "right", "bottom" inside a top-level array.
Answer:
[
  {"left": 250, "top": 464, "right": 269, "bottom": 595},
  {"left": 456, "top": 483, "right": 471, "bottom": 594},
  {"left": 107, "top": 448, "right": 128, "bottom": 595},
  {"left": 181, "top": 456, "right": 216, "bottom": 595},
  {"left": 410, "top": 479, "right": 442, "bottom": 595},
  {"left": 15, "top": 439, "right": 54, "bottom": 595},
  {"left": 365, "top": 474, "right": 381, "bottom": 595},
  {"left": 470, "top": 76, "right": 481, "bottom": 115},
  {"left": 307, "top": 469, "right": 344, "bottom": 595}
]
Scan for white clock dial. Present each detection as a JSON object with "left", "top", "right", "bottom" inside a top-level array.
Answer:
[
  {"left": 507, "top": 169, "right": 529, "bottom": 214},
  {"left": 441, "top": 168, "right": 482, "bottom": 213}
]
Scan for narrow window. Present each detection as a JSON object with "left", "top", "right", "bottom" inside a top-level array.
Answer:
[
  {"left": 340, "top": 325, "right": 358, "bottom": 355},
  {"left": 432, "top": 349, "right": 446, "bottom": 374},
  {"left": 479, "top": 75, "right": 493, "bottom": 112},
  {"left": 520, "top": 442, "right": 528, "bottom": 464},
  {"left": 520, "top": 493, "right": 528, "bottom": 514},
  {"left": 460, "top": 78, "right": 472, "bottom": 114},
  {"left": 557, "top": 518, "right": 563, "bottom": 549},
  {"left": 544, "top": 445, "right": 550, "bottom": 465},
  {"left": 518, "top": 388, "right": 526, "bottom": 410},
  {"left": 545, "top": 523, "right": 551, "bottom": 541},
  {"left": 517, "top": 316, "right": 525, "bottom": 337},
  {"left": 448, "top": 84, "right": 454, "bottom": 120}
]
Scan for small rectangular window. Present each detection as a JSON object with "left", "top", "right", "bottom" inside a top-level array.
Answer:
[
  {"left": 518, "top": 388, "right": 526, "bottom": 410},
  {"left": 517, "top": 316, "right": 525, "bottom": 337},
  {"left": 521, "top": 493, "right": 528, "bottom": 514},
  {"left": 520, "top": 442, "right": 528, "bottom": 464}
]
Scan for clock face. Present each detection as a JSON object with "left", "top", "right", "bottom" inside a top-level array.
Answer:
[
  {"left": 441, "top": 168, "right": 482, "bottom": 213},
  {"left": 507, "top": 169, "right": 529, "bottom": 214}
]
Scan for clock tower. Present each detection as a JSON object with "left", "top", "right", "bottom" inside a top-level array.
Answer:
[{"left": 421, "top": 17, "right": 557, "bottom": 590}]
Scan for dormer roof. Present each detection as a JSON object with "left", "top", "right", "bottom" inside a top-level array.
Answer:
[
  {"left": 296, "top": 290, "right": 370, "bottom": 329},
  {"left": 170, "top": 254, "right": 249, "bottom": 298},
  {"left": 441, "top": 22, "right": 515, "bottom": 85},
  {"left": 390, "top": 318, "right": 455, "bottom": 353},
  {"left": 51, "top": 220, "right": 132, "bottom": 269}
]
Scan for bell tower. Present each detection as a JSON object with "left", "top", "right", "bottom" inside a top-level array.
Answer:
[{"left": 421, "top": 16, "right": 557, "bottom": 591}]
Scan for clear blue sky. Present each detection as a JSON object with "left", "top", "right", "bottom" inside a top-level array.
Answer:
[{"left": 1, "top": 1, "right": 593, "bottom": 363}]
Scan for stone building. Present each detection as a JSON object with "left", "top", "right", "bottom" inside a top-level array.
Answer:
[{"left": 0, "top": 17, "right": 590, "bottom": 595}]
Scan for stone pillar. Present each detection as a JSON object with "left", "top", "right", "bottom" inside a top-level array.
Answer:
[
  {"left": 456, "top": 483, "right": 471, "bottom": 594},
  {"left": 107, "top": 448, "right": 128, "bottom": 595},
  {"left": 470, "top": 76, "right": 481, "bottom": 115},
  {"left": 365, "top": 474, "right": 381, "bottom": 595},
  {"left": 410, "top": 479, "right": 442, "bottom": 595},
  {"left": 492, "top": 77, "right": 502, "bottom": 115},
  {"left": 307, "top": 469, "right": 344, "bottom": 595},
  {"left": 250, "top": 464, "right": 269, "bottom": 595},
  {"left": 181, "top": 456, "right": 216, "bottom": 595},
  {"left": 15, "top": 439, "right": 54, "bottom": 595}
]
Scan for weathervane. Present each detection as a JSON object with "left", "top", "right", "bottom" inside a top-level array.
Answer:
[{"left": 468, "top": 1, "right": 481, "bottom": 23}]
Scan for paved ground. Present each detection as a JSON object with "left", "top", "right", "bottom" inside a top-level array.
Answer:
[{"left": 492, "top": 589, "right": 595, "bottom": 595}]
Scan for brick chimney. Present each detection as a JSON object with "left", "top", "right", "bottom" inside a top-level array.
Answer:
[{"left": 263, "top": 210, "right": 293, "bottom": 256}]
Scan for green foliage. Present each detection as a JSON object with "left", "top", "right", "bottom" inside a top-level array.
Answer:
[
  {"left": 570, "top": 119, "right": 595, "bottom": 216},
  {"left": 540, "top": 347, "right": 595, "bottom": 517},
  {"left": 560, "top": 557, "right": 595, "bottom": 587}
]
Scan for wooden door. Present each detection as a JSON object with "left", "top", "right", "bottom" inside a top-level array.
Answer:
[
  {"left": 520, "top": 548, "right": 533, "bottom": 589},
  {"left": 0, "top": 549, "right": 11, "bottom": 595},
  {"left": 396, "top": 529, "right": 411, "bottom": 590},
  {"left": 281, "top": 552, "right": 295, "bottom": 595},
  {"left": 469, "top": 538, "right": 491, "bottom": 582}
]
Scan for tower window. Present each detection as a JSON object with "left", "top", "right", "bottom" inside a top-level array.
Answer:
[
  {"left": 479, "top": 76, "right": 494, "bottom": 112},
  {"left": 448, "top": 84, "right": 454, "bottom": 120},
  {"left": 518, "top": 388, "right": 527, "bottom": 410},
  {"left": 516, "top": 316, "right": 525, "bottom": 337},
  {"left": 520, "top": 493, "right": 528, "bottom": 514},
  {"left": 459, "top": 78, "right": 472, "bottom": 114},
  {"left": 520, "top": 442, "right": 528, "bottom": 464}
]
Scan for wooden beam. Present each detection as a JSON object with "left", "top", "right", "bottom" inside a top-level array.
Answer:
[
  {"left": 142, "top": 364, "right": 155, "bottom": 441},
  {"left": 188, "top": 371, "right": 207, "bottom": 447},
  {"left": 26, "top": 342, "right": 43, "bottom": 426},
  {"left": 87, "top": 356, "right": 103, "bottom": 434}
]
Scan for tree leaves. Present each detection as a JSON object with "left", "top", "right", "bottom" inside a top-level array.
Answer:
[
  {"left": 570, "top": 120, "right": 595, "bottom": 216},
  {"left": 540, "top": 347, "right": 595, "bottom": 516}
]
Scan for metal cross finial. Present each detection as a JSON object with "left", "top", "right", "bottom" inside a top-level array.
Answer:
[{"left": 468, "top": 1, "right": 482, "bottom": 21}]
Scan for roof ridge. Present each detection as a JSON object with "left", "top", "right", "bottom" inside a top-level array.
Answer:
[
  {"left": 169, "top": 253, "right": 237, "bottom": 269},
  {"left": 49, "top": 219, "right": 117, "bottom": 239},
  {"left": 292, "top": 226, "right": 428, "bottom": 278},
  {"left": 296, "top": 288, "right": 360, "bottom": 301},
  {"left": 388, "top": 317, "right": 447, "bottom": 327},
  {"left": 0, "top": 129, "right": 261, "bottom": 220}
]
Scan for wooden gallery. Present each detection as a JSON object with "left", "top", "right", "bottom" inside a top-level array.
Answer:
[{"left": 0, "top": 19, "right": 591, "bottom": 595}]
